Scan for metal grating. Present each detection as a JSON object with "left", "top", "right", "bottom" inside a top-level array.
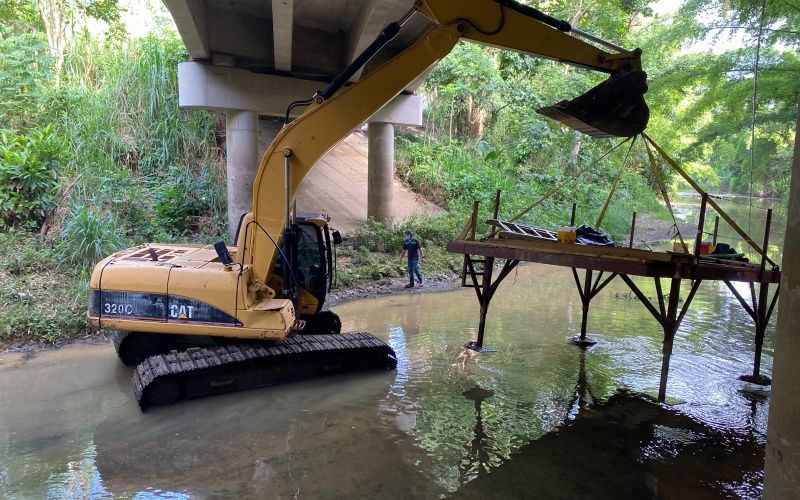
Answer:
[{"left": 487, "top": 219, "right": 558, "bottom": 243}]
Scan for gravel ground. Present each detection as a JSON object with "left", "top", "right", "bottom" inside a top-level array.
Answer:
[{"left": 324, "top": 272, "right": 461, "bottom": 308}]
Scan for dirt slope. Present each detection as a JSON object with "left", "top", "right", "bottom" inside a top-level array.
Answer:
[{"left": 296, "top": 132, "right": 442, "bottom": 234}]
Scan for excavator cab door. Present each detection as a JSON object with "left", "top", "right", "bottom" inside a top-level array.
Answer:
[{"left": 295, "top": 220, "right": 329, "bottom": 309}]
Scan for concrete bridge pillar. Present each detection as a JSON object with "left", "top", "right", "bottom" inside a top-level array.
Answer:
[
  {"left": 366, "top": 94, "right": 423, "bottom": 222},
  {"left": 177, "top": 62, "right": 423, "bottom": 234},
  {"left": 224, "top": 110, "right": 258, "bottom": 242},
  {"left": 367, "top": 122, "right": 395, "bottom": 221},
  {"left": 763, "top": 103, "right": 800, "bottom": 498}
]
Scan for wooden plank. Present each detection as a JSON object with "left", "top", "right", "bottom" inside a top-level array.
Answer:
[
  {"left": 447, "top": 239, "right": 780, "bottom": 284},
  {"left": 463, "top": 237, "right": 687, "bottom": 263},
  {"left": 447, "top": 240, "right": 674, "bottom": 277}
]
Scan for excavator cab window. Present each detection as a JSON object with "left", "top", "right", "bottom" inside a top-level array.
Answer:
[
  {"left": 296, "top": 223, "right": 327, "bottom": 299},
  {"left": 273, "top": 220, "right": 328, "bottom": 306}
]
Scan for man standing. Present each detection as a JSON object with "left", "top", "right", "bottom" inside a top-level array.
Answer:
[{"left": 400, "top": 229, "right": 425, "bottom": 288}]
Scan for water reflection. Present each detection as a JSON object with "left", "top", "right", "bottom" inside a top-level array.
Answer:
[
  {"left": 457, "top": 386, "right": 493, "bottom": 485},
  {"left": 0, "top": 198, "right": 781, "bottom": 499}
]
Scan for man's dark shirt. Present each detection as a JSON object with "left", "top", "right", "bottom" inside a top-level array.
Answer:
[{"left": 403, "top": 237, "right": 421, "bottom": 260}]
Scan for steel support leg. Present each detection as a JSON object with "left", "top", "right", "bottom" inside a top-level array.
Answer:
[
  {"left": 570, "top": 269, "right": 615, "bottom": 347},
  {"left": 570, "top": 268, "right": 598, "bottom": 346},
  {"left": 741, "top": 282, "right": 773, "bottom": 385},
  {"left": 658, "top": 277, "right": 682, "bottom": 402},
  {"left": 464, "top": 258, "right": 519, "bottom": 352}
]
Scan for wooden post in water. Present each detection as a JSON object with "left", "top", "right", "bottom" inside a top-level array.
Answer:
[
  {"left": 744, "top": 208, "right": 773, "bottom": 384},
  {"left": 658, "top": 277, "right": 683, "bottom": 402}
]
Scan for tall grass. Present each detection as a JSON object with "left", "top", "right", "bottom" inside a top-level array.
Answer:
[{"left": 43, "top": 31, "right": 225, "bottom": 260}]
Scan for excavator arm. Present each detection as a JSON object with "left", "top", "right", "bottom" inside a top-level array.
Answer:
[
  {"left": 93, "top": 0, "right": 652, "bottom": 409},
  {"left": 245, "top": 0, "right": 649, "bottom": 284}
]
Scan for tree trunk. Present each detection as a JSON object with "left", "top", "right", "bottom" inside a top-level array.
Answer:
[
  {"left": 570, "top": 4, "right": 586, "bottom": 31},
  {"left": 466, "top": 95, "right": 486, "bottom": 140},
  {"left": 568, "top": 132, "right": 582, "bottom": 175},
  {"left": 36, "top": 0, "right": 70, "bottom": 87}
]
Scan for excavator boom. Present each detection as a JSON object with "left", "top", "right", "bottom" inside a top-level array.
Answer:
[{"left": 247, "top": 0, "right": 649, "bottom": 283}]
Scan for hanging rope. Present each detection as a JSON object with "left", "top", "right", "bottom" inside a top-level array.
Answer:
[
  {"left": 505, "top": 136, "right": 634, "bottom": 225},
  {"left": 748, "top": 0, "right": 767, "bottom": 232},
  {"left": 596, "top": 135, "right": 637, "bottom": 228},
  {"left": 642, "top": 135, "right": 688, "bottom": 250}
]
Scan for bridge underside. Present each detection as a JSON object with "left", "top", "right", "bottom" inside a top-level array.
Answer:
[{"left": 165, "top": 0, "right": 428, "bottom": 238}]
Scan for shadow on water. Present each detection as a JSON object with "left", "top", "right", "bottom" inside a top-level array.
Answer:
[{"left": 452, "top": 349, "right": 765, "bottom": 500}]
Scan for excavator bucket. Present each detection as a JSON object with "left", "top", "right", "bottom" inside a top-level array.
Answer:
[{"left": 537, "top": 70, "right": 649, "bottom": 138}]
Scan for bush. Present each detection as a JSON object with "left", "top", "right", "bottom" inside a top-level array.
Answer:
[
  {"left": 60, "top": 203, "right": 122, "bottom": 264},
  {"left": 0, "top": 32, "right": 52, "bottom": 129},
  {"left": 0, "top": 231, "right": 89, "bottom": 344},
  {"left": 154, "top": 164, "right": 225, "bottom": 235},
  {"left": 0, "top": 126, "right": 69, "bottom": 229}
]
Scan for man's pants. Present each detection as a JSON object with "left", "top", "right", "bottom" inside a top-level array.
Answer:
[{"left": 408, "top": 258, "right": 422, "bottom": 284}]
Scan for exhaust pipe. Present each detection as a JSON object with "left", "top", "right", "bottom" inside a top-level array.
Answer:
[{"left": 537, "top": 70, "right": 649, "bottom": 138}]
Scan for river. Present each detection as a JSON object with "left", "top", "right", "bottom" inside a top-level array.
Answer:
[{"left": 0, "top": 195, "right": 784, "bottom": 499}]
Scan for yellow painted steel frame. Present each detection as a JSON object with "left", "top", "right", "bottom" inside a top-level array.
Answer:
[{"left": 247, "top": 0, "right": 643, "bottom": 284}]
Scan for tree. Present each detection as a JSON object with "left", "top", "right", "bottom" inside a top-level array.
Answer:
[
  {"left": 34, "top": 0, "right": 121, "bottom": 85},
  {"left": 637, "top": 0, "right": 799, "bottom": 195}
]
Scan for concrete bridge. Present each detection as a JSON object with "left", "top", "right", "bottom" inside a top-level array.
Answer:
[{"left": 163, "top": 0, "right": 430, "bottom": 239}]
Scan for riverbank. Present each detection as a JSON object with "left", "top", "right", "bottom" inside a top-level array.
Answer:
[{"left": 0, "top": 213, "right": 693, "bottom": 353}]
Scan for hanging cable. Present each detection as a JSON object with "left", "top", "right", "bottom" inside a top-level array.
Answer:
[{"left": 596, "top": 136, "right": 637, "bottom": 228}]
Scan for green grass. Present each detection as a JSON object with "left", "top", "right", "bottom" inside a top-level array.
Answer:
[
  {"left": 0, "top": 231, "right": 88, "bottom": 345},
  {"left": 334, "top": 215, "right": 464, "bottom": 288}
]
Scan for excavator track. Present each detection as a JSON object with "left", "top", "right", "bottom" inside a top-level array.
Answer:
[{"left": 133, "top": 332, "right": 397, "bottom": 410}]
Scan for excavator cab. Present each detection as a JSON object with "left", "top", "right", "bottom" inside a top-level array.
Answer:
[{"left": 267, "top": 213, "right": 342, "bottom": 331}]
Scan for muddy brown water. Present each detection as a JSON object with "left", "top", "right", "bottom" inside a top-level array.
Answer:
[{"left": 0, "top": 195, "right": 781, "bottom": 499}]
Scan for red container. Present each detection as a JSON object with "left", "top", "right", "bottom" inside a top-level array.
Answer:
[{"left": 699, "top": 241, "right": 712, "bottom": 255}]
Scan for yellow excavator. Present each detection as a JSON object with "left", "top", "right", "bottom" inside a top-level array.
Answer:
[{"left": 89, "top": 0, "right": 649, "bottom": 409}]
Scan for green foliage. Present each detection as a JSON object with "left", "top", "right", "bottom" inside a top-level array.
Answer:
[
  {"left": 336, "top": 214, "right": 464, "bottom": 288},
  {"left": 0, "top": 31, "right": 52, "bottom": 128},
  {"left": 60, "top": 203, "right": 121, "bottom": 264},
  {"left": 154, "top": 164, "right": 226, "bottom": 234},
  {"left": 639, "top": 0, "right": 798, "bottom": 196},
  {"left": 43, "top": 31, "right": 225, "bottom": 247},
  {"left": 0, "top": 230, "right": 88, "bottom": 343},
  {"left": 0, "top": 126, "right": 69, "bottom": 229},
  {"left": 397, "top": 133, "right": 662, "bottom": 241}
]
